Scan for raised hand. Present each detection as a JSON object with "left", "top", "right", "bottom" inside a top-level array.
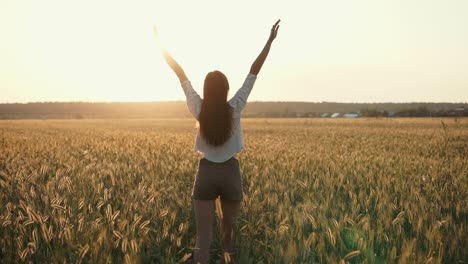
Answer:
[
  {"left": 153, "top": 26, "right": 187, "bottom": 82},
  {"left": 268, "top": 19, "right": 280, "bottom": 43},
  {"left": 153, "top": 26, "right": 159, "bottom": 38},
  {"left": 153, "top": 26, "right": 163, "bottom": 50},
  {"left": 250, "top": 19, "right": 281, "bottom": 75}
]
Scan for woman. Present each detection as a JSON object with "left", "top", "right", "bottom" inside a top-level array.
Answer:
[{"left": 155, "top": 19, "right": 280, "bottom": 264}]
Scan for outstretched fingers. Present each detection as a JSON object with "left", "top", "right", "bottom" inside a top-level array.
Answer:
[
  {"left": 273, "top": 19, "right": 280, "bottom": 28},
  {"left": 269, "top": 19, "right": 280, "bottom": 41},
  {"left": 153, "top": 26, "right": 161, "bottom": 42},
  {"left": 153, "top": 26, "right": 166, "bottom": 52}
]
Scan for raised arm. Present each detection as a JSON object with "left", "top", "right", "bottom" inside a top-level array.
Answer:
[
  {"left": 154, "top": 27, "right": 201, "bottom": 119},
  {"left": 154, "top": 27, "right": 188, "bottom": 83},
  {"left": 250, "top": 19, "right": 280, "bottom": 76}
]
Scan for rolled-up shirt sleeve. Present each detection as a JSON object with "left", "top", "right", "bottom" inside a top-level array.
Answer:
[
  {"left": 228, "top": 73, "right": 257, "bottom": 113},
  {"left": 181, "top": 80, "right": 202, "bottom": 120}
]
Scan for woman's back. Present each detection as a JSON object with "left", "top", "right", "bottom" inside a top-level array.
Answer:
[{"left": 181, "top": 73, "right": 257, "bottom": 162}]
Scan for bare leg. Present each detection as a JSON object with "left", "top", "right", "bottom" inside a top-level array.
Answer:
[
  {"left": 219, "top": 200, "right": 241, "bottom": 263},
  {"left": 193, "top": 199, "right": 215, "bottom": 264}
]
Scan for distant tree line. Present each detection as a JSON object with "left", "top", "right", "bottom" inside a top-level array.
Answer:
[
  {"left": 358, "top": 106, "right": 467, "bottom": 118},
  {"left": 0, "top": 102, "right": 466, "bottom": 119},
  {"left": 245, "top": 106, "right": 467, "bottom": 118}
]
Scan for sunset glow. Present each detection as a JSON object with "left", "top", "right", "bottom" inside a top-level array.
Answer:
[{"left": 1, "top": 0, "right": 467, "bottom": 103}]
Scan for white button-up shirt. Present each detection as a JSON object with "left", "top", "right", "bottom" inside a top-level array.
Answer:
[{"left": 181, "top": 73, "right": 257, "bottom": 163}]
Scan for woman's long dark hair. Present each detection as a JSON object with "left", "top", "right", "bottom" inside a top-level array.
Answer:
[{"left": 198, "top": 71, "right": 233, "bottom": 147}]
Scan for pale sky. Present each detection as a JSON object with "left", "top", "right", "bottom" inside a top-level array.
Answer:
[{"left": 1, "top": 0, "right": 467, "bottom": 103}]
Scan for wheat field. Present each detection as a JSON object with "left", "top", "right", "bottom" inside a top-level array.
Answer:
[{"left": 0, "top": 118, "right": 467, "bottom": 263}]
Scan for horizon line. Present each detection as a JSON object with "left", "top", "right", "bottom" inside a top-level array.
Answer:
[{"left": 1, "top": 100, "right": 468, "bottom": 105}]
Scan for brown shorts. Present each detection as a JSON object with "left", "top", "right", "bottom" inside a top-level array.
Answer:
[{"left": 191, "top": 157, "right": 243, "bottom": 201}]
